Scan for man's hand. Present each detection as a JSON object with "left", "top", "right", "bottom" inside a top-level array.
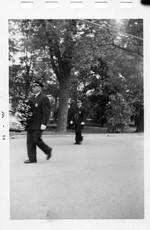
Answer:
[
  {"left": 41, "top": 124, "right": 46, "bottom": 130},
  {"left": 70, "top": 121, "right": 73, "bottom": 124},
  {"left": 81, "top": 122, "right": 85, "bottom": 125}
]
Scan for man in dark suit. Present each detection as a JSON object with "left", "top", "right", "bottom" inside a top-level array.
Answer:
[
  {"left": 69, "top": 100, "right": 85, "bottom": 145},
  {"left": 24, "top": 80, "right": 52, "bottom": 163}
]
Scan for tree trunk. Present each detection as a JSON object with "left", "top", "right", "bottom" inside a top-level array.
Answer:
[
  {"left": 54, "top": 95, "right": 58, "bottom": 122},
  {"left": 25, "top": 65, "right": 30, "bottom": 98},
  {"left": 135, "top": 108, "right": 144, "bottom": 132},
  {"left": 56, "top": 80, "right": 70, "bottom": 132}
]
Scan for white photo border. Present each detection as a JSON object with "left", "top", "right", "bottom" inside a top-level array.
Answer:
[{"left": 0, "top": 0, "right": 150, "bottom": 229}]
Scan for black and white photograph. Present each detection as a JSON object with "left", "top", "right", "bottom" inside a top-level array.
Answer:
[{"left": 8, "top": 19, "right": 144, "bottom": 220}]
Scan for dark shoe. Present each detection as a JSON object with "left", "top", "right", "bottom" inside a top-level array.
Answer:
[
  {"left": 24, "top": 159, "right": 37, "bottom": 164},
  {"left": 46, "top": 148, "right": 52, "bottom": 160},
  {"left": 80, "top": 136, "right": 83, "bottom": 141},
  {"left": 74, "top": 142, "right": 81, "bottom": 145}
]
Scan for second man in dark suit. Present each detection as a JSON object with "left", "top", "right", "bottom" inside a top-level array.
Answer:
[{"left": 69, "top": 100, "right": 85, "bottom": 145}]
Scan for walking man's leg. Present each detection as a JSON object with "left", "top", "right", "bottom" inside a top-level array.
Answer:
[
  {"left": 33, "top": 130, "right": 52, "bottom": 159},
  {"left": 24, "top": 130, "right": 37, "bottom": 163},
  {"left": 75, "top": 124, "right": 83, "bottom": 144}
]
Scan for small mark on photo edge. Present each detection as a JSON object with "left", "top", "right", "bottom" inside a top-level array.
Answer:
[
  {"left": 70, "top": 1, "right": 84, "bottom": 8},
  {"left": 20, "top": 1, "right": 34, "bottom": 8},
  {"left": 45, "top": 1, "right": 59, "bottom": 8},
  {"left": 95, "top": 1, "right": 108, "bottom": 8},
  {"left": 120, "top": 1, "right": 133, "bottom": 8},
  {"left": 141, "top": 0, "right": 150, "bottom": 5}
]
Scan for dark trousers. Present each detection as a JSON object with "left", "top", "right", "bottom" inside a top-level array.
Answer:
[
  {"left": 27, "top": 130, "right": 51, "bottom": 161},
  {"left": 75, "top": 124, "right": 83, "bottom": 143}
]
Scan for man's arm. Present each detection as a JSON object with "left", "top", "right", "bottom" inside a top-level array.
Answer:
[
  {"left": 41, "top": 96, "right": 51, "bottom": 128},
  {"left": 81, "top": 108, "right": 86, "bottom": 125}
]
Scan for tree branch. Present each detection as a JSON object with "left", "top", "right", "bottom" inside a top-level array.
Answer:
[
  {"left": 96, "top": 41, "right": 143, "bottom": 58},
  {"left": 111, "top": 43, "right": 143, "bottom": 58},
  {"left": 48, "top": 46, "right": 60, "bottom": 81}
]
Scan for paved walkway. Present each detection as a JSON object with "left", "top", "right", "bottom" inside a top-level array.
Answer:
[{"left": 10, "top": 133, "right": 144, "bottom": 219}]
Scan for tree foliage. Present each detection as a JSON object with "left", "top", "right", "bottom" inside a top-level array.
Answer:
[{"left": 9, "top": 19, "right": 143, "bottom": 132}]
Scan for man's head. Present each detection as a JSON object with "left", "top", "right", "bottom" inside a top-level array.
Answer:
[
  {"left": 31, "top": 81, "right": 43, "bottom": 94},
  {"left": 77, "top": 100, "right": 82, "bottom": 108}
]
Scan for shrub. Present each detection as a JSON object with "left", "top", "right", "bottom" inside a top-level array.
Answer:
[{"left": 106, "top": 93, "right": 131, "bottom": 133}]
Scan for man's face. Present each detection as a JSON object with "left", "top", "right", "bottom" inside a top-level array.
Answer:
[
  {"left": 31, "top": 83, "right": 41, "bottom": 94},
  {"left": 77, "top": 102, "right": 82, "bottom": 108}
]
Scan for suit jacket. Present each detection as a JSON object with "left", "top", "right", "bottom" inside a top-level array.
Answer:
[
  {"left": 26, "top": 92, "right": 51, "bottom": 130},
  {"left": 71, "top": 106, "right": 85, "bottom": 125}
]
